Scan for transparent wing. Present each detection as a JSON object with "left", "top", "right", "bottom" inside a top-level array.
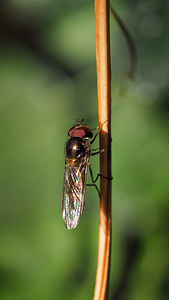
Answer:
[{"left": 62, "top": 156, "right": 89, "bottom": 230}]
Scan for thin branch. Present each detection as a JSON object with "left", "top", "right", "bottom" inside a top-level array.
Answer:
[
  {"left": 110, "top": 5, "right": 137, "bottom": 78},
  {"left": 94, "top": 1, "right": 112, "bottom": 300}
]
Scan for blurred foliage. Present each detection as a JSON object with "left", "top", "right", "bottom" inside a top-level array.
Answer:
[{"left": 0, "top": 0, "right": 169, "bottom": 300}]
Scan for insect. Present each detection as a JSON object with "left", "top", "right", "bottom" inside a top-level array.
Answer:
[{"left": 62, "top": 119, "right": 106, "bottom": 230}]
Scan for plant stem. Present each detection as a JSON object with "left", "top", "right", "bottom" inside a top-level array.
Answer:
[{"left": 94, "top": 1, "right": 112, "bottom": 300}]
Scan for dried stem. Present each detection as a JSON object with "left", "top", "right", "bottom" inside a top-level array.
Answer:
[{"left": 94, "top": 1, "right": 112, "bottom": 300}]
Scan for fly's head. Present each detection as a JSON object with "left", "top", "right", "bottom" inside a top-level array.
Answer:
[
  {"left": 68, "top": 122, "right": 93, "bottom": 139},
  {"left": 66, "top": 121, "right": 92, "bottom": 166}
]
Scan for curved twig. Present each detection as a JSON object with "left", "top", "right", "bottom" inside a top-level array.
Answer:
[{"left": 110, "top": 5, "right": 137, "bottom": 78}]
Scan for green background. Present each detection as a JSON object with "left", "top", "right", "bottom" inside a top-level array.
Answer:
[{"left": 0, "top": 1, "right": 169, "bottom": 299}]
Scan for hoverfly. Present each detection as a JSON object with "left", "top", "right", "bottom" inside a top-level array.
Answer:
[{"left": 62, "top": 119, "right": 104, "bottom": 230}]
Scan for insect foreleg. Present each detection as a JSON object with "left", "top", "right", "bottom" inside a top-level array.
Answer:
[
  {"left": 90, "top": 120, "right": 108, "bottom": 144},
  {"left": 90, "top": 125, "right": 100, "bottom": 131}
]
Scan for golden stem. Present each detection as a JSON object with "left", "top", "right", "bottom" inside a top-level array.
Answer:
[{"left": 94, "top": 0, "right": 112, "bottom": 300}]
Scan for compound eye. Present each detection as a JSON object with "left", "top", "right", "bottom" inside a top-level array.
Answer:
[{"left": 68, "top": 126, "right": 93, "bottom": 138}]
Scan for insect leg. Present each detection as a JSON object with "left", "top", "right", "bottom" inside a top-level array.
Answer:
[
  {"left": 90, "top": 120, "right": 108, "bottom": 144},
  {"left": 91, "top": 125, "right": 100, "bottom": 131},
  {"left": 91, "top": 149, "right": 104, "bottom": 156},
  {"left": 88, "top": 162, "right": 113, "bottom": 183}
]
